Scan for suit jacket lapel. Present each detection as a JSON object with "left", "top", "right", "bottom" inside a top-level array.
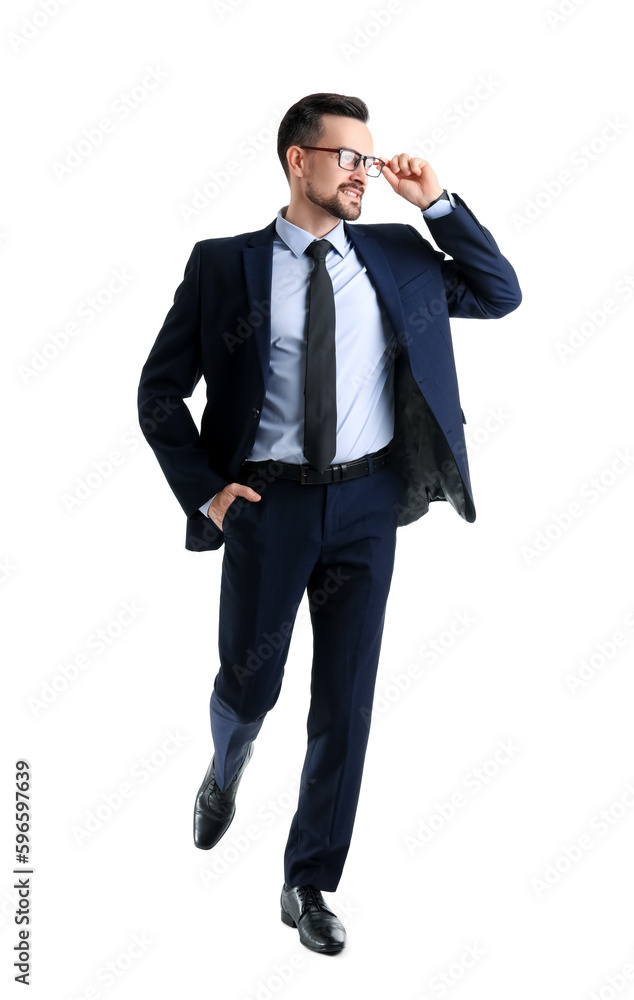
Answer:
[{"left": 242, "top": 220, "right": 277, "bottom": 390}]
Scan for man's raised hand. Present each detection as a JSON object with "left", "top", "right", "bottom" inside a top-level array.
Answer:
[{"left": 378, "top": 153, "right": 444, "bottom": 211}]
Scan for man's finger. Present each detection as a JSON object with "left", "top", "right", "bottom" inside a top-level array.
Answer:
[{"left": 231, "top": 485, "right": 261, "bottom": 502}]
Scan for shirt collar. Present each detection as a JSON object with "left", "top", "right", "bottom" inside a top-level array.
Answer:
[{"left": 275, "top": 205, "right": 347, "bottom": 259}]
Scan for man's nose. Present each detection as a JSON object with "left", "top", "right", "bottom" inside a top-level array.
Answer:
[{"left": 348, "top": 161, "right": 366, "bottom": 185}]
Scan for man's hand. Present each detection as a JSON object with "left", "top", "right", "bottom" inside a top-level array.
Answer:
[
  {"left": 207, "top": 483, "right": 261, "bottom": 531},
  {"left": 378, "top": 153, "right": 444, "bottom": 211}
]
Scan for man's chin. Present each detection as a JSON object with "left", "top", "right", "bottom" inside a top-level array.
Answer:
[{"left": 337, "top": 193, "right": 362, "bottom": 218}]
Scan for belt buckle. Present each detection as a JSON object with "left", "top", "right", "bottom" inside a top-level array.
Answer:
[{"left": 300, "top": 465, "right": 309, "bottom": 485}]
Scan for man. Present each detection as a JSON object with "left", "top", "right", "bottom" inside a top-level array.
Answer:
[{"left": 137, "top": 92, "right": 521, "bottom": 955}]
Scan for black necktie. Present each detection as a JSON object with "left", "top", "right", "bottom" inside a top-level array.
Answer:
[{"left": 303, "top": 239, "right": 337, "bottom": 472}]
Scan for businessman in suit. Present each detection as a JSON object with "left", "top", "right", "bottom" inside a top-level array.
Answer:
[{"left": 137, "top": 92, "right": 521, "bottom": 954}]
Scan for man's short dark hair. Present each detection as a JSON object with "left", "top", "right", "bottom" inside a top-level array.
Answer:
[{"left": 277, "top": 92, "right": 369, "bottom": 183}]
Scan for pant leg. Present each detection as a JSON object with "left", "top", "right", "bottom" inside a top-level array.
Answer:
[
  {"left": 210, "top": 474, "right": 322, "bottom": 790},
  {"left": 283, "top": 462, "right": 402, "bottom": 890}
]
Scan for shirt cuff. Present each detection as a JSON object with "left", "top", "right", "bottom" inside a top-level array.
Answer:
[
  {"left": 421, "top": 190, "right": 456, "bottom": 219},
  {"left": 199, "top": 493, "right": 218, "bottom": 517}
]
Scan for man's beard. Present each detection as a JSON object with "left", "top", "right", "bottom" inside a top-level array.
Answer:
[{"left": 304, "top": 179, "right": 362, "bottom": 220}]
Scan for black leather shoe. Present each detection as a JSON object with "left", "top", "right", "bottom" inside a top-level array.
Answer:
[
  {"left": 280, "top": 883, "right": 346, "bottom": 954},
  {"left": 193, "top": 743, "right": 254, "bottom": 850}
]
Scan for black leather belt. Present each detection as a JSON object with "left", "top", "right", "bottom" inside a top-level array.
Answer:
[{"left": 240, "top": 444, "right": 390, "bottom": 485}]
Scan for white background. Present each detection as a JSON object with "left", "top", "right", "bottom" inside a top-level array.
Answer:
[{"left": 2, "top": 0, "right": 633, "bottom": 996}]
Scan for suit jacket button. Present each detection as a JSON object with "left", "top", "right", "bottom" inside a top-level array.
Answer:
[{"left": 251, "top": 407, "right": 260, "bottom": 418}]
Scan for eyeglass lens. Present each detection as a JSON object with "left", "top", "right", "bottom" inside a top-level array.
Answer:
[{"left": 340, "top": 149, "right": 382, "bottom": 176}]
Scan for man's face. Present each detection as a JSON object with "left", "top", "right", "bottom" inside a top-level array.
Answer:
[{"left": 295, "top": 114, "right": 376, "bottom": 221}]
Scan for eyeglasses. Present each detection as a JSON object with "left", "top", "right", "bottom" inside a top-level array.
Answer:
[{"left": 299, "top": 146, "right": 385, "bottom": 178}]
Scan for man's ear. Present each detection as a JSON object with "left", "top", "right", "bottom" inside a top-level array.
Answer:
[{"left": 287, "top": 146, "right": 307, "bottom": 180}]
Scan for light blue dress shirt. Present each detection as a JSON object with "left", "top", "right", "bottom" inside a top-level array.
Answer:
[{"left": 200, "top": 192, "right": 456, "bottom": 517}]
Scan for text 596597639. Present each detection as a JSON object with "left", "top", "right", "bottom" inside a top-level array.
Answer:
[{"left": 14, "top": 759, "right": 32, "bottom": 985}]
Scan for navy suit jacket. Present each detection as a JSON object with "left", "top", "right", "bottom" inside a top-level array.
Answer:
[{"left": 138, "top": 192, "right": 521, "bottom": 552}]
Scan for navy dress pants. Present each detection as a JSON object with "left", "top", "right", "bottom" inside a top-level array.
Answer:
[{"left": 209, "top": 455, "right": 402, "bottom": 891}]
